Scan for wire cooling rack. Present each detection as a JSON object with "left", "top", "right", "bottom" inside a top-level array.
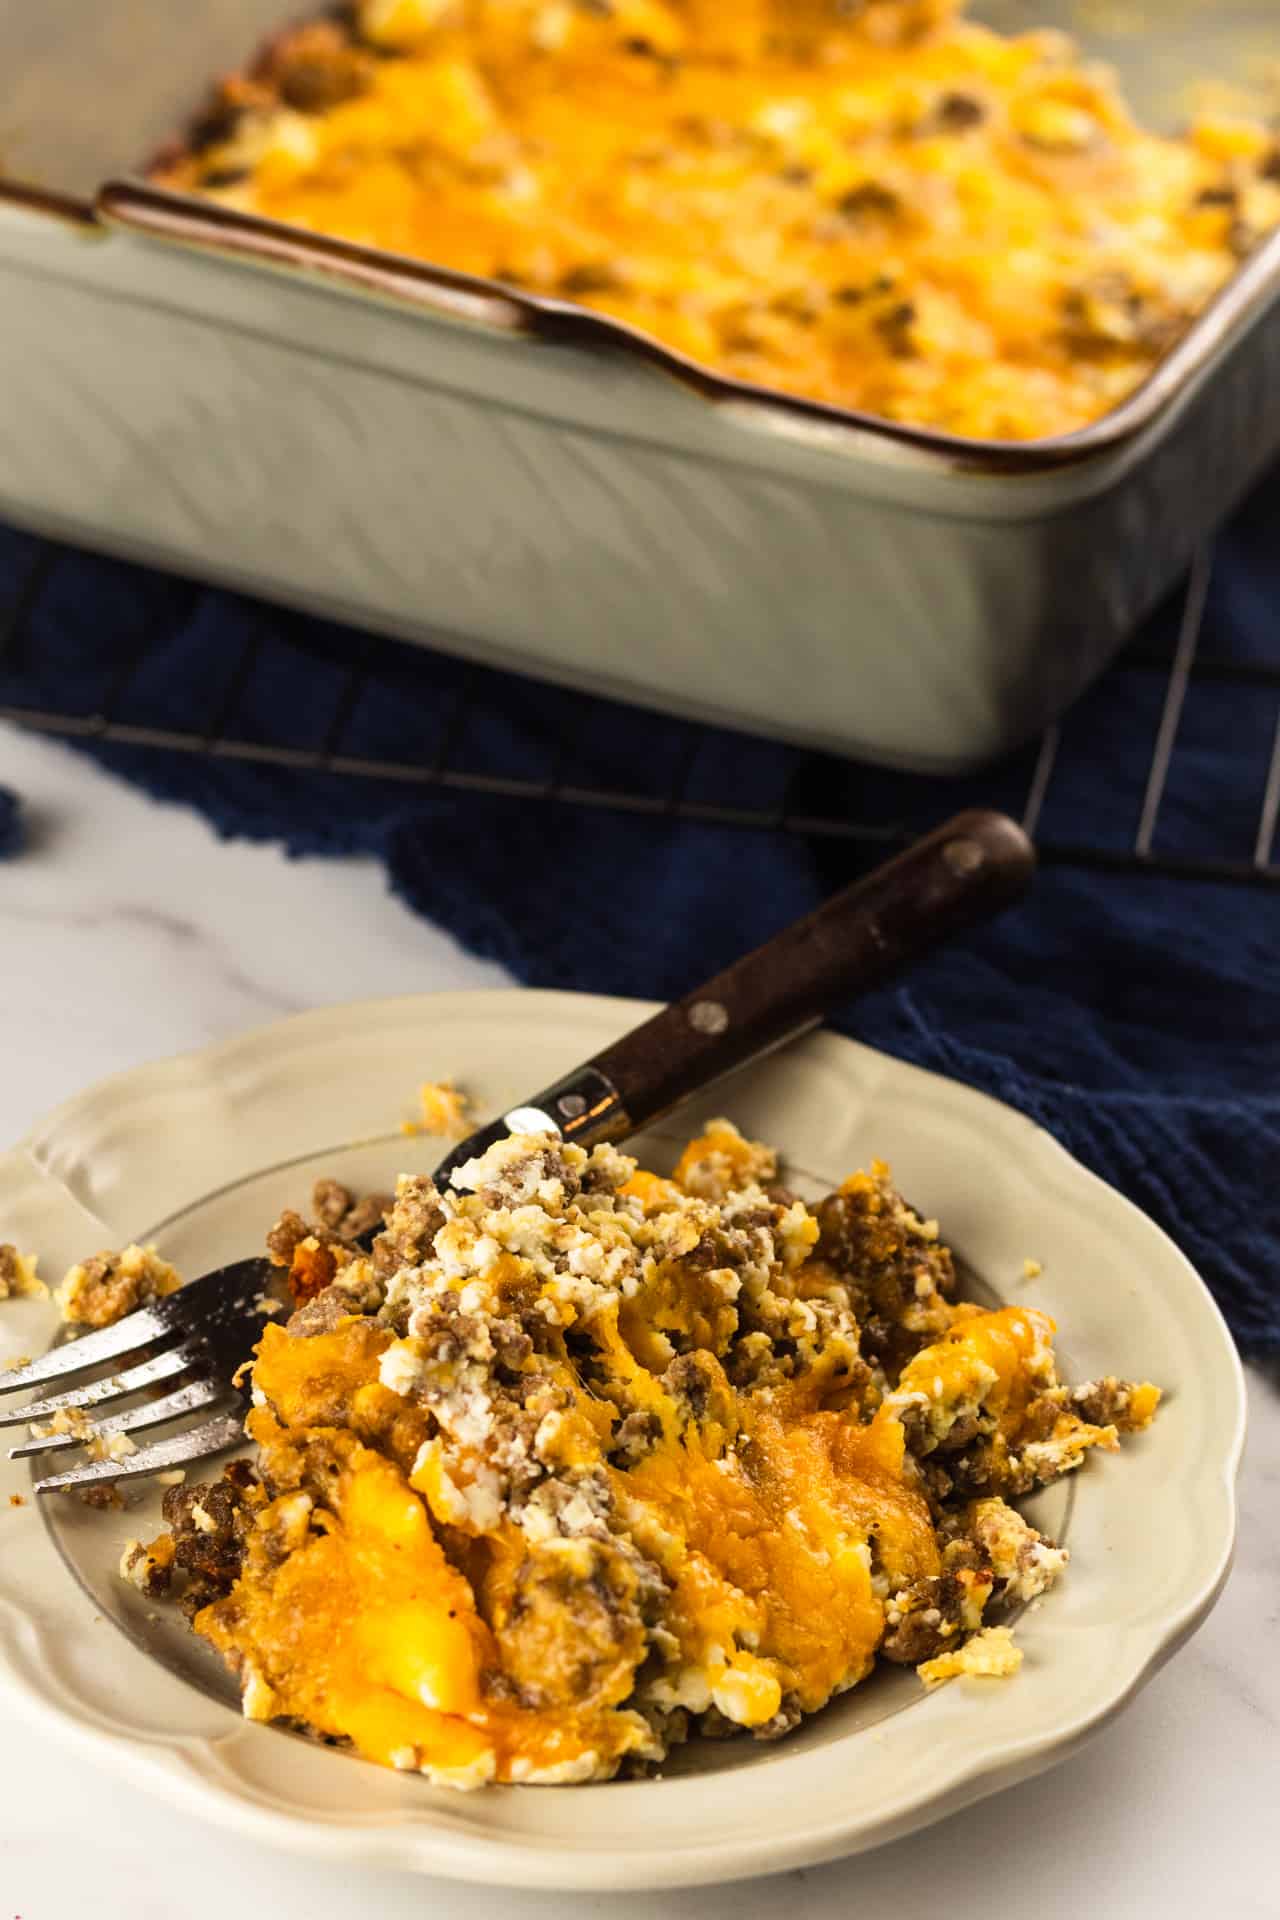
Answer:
[{"left": 2, "top": 530, "right": 1278, "bottom": 890}]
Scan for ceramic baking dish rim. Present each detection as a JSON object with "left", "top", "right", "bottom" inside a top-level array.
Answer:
[{"left": 5, "top": 167, "right": 1280, "bottom": 478}]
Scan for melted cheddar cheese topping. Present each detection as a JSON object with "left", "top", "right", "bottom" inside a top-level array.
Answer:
[
  {"left": 158, "top": 0, "right": 1280, "bottom": 439},
  {"left": 151, "top": 1123, "right": 1161, "bottom": 1785}
]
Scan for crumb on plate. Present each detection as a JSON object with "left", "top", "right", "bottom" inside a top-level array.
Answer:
[
  {"left": 419, "top": 1078, "right": 471, "bottom": 1137},
  {"left": 918, "top": 1623, "right": 1023, "bottom": 1687},
  {"left": 56, "top": 1244, "right": 182, "bottom": 1329},
  {"left": 120, "top": 1533, "right": 177, "bottom": 1597},
  {"left": 0, "top": 1244, "right": 46, "bottom": 1301}
]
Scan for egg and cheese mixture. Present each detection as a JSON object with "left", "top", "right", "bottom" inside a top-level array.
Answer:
[
  {"left": 124, "top": 1123, "right": 1159, "bottom": 1786},
  {"left": 154, "top": 0, "right": 1280, "bottom": 440}
]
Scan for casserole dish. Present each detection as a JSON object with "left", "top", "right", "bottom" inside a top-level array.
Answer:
[{"left": 0, "top": 0, "right": 1277, "bottom": 772}]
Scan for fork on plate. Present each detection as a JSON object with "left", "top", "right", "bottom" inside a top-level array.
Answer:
[{"left": 1, "top": 810, "right": 1033, "bottom": 1495}]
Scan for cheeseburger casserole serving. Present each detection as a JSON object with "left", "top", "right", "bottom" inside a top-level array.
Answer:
[{"left": 119, "top": 1121, "right": 1160, "bottom": 1786}]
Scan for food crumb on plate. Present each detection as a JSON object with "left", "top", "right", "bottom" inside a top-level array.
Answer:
[
  {"left": 0, "top": 1245, "right": 45, "bottom": 1300},
  {"left": 414, "top": 1079, "right": 471, "bottom": 1139},
  {"left": 918, "top": 1625, "right": 1024, "bottom": 1688},
  {"left": 120, "top": 1534, "right": 176, "bottom": 1597},
  {"left": 55, "top": 1243, "right": 182, "bottom": 1328}
]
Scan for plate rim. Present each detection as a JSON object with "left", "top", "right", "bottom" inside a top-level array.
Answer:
[{"left": 0, "top": 987, "right": 1247, "bottom": 1889}]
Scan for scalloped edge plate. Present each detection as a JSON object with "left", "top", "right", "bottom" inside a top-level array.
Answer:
[{"left": 0, "top": 990, "right": 1245, "bottom": 1888}]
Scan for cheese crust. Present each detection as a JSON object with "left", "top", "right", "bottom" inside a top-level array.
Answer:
[{"left": 155, "top": 0, "right": 1280, "bottom": 439}]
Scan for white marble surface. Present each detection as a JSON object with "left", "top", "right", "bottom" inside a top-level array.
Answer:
[{"left": 1, "top": 725, "right": 1276, "bottom": 1920}]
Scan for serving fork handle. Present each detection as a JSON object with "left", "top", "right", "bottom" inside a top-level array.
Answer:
[{"left": 478, "top": 809, "right": 1034, "bottom": 1168}]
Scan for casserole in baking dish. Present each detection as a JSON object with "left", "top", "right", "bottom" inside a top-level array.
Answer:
[
  {"left": 0, "top": 1, "right": 1278, "bottom": 769},
  {"left": 155, "top": 0, "right": 1280, "bottom": 441}
]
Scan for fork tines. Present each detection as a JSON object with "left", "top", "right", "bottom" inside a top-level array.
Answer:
[
  {"left": 10, "top": 1375, "right": 234, "bottom": 1461},
  {"left": 0, "top": 1258, "right": 268, "bottom": 1494},
  {"left": 33, "top": 1412, "right": 249, "bottom": 1494},
  {"left": 0, "top": 1339, "right": 203, "bottom": 1431}
]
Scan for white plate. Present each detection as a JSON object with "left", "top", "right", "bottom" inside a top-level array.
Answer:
[{"left": 0, "top": 990, "right": 1245, "bottom": 1889}]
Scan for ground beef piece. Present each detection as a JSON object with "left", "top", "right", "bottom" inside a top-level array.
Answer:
[
  {"left": 681, "top": 1230, "right": 724, "bottom": 1273},
  {"left": 694, "top": 1688, "right": 805, "bottom": 1746},
  {"left": 922, "top": 90, "right": 986, "bottom": 132},
  {"left": 855, "top": 1314, "right": 903, "bottom": 1369},
  {"left": 491, "top": 1537, "right": 659, "bottom": 1713},
  {"left": 339, "top": 1193, "right": 392, "bottom": 1241},
  {"left": 311, "top": 1180, "right": 353, "bottom": 1231},
  {"left": 722, "top": 1328, "right": 775, "bottom": 1390},
  {"left": 482, "top": 1406, "right": 544, "bottom": 1505},
  {"left": 881, "top": 1554, "right": 994, "bottom": 1665},
  {"left": 271, "top": 1186, "right": 391, "bottom": 1297},
  {"left": 814, "top": 1165, "right": 955, "bottom": 1359},
  {"left": 286, "top": 1278, "right": 367, "bottom": 1338},
  {"left": 1008, "top": 1390, "right": 1068, "bottom": 1444},
  {"left": 917, "top": 1456, "right": 955, "bottom": 1509},
  {"left": 662, "top": 1352, "right": 713, "bottom": 1420},
  {"left": 693, "top": 1704, "right": 746, "bottom": 1740},
  {"left": 1069, "top": 1377, "right": 1155, "bottom": 1430},
  {"left": 407, "top": 1293, "right": 494, "bottom": 1368},
  {"left": 873, "top": 299, "right": 919, "bottom": 357},
  {"left": 837, "top": 180, "right": 900, "bottom": 219},
  {"left": 268, "top": 22, "right": 372, "bottom": 111},
  {"left": 474, "top": 1143, "right": 583, "bottom": 1211},
  {"left": 265, "top": 1210, "right": 311, "bottom": 1267},
  {"left": 77, "top": 1483, "right": 125, "bottom": 1510},
  {"left": 754, "top": 1697, "right": 804, "bottom": 1741},
  {"left": 1061, "top": 274, "right": 1186, "bottom": 355},
  {"left": 286, "top": 1428, "right": 377, "bottom": 1505},
  {"left": 763, "top": 1182, "right": 801, "bottom": 1209},
  {"left": 880, "top": 1600, "right": 947, "bottom": 1666},
  {"left": 162, "top": 1464, "right": 260, "bottom": 1620},
  {"left": 624, "top": 1705, "right": 689, "bottom": 1771},
  {"left": 119, "top": 1533, "right": 176, "bottom": 1598},
  {"left": 56, "top": 1244, "right": 182, "bottom": 1329},
  {"left": 610, "top": 1409, "right": 663, "bottom": 1465},
  {"left": 579, "top": 1153, "right": 625, "bottom": 1196},
  {"left": 947, "top": 1432, "right": 1037, "bottom": 1499},
  {"left": 373, "top": 1174, "right": 446, "bottom": 1275},
  {"left": 662, "top": 1351, "right": 734, "bottom": 1431},
  {"left": 489, "top": 1315, "right": 534, "bottom": 1374},
  {"left": 310, "top": 1179, "right": 392, "bottom": 1244}
]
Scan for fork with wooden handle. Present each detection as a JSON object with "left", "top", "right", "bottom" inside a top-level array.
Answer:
[{"left": 0, "top": 809, "right": 1034, "bottom": 1496}]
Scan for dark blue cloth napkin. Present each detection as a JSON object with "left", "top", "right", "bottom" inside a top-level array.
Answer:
[{"left": 2, "top": 469, "right": 1278, "bottom": 1357}]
